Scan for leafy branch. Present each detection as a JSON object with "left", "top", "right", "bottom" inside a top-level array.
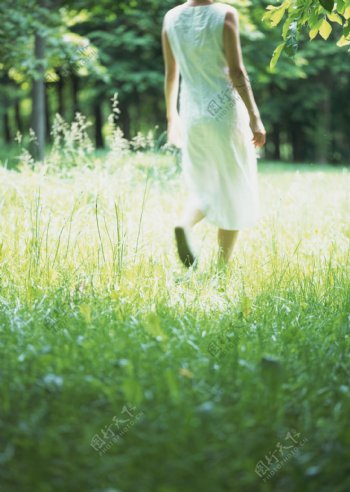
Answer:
[{"left": 263, "top": 0, "right": 350, "bottom": 68}]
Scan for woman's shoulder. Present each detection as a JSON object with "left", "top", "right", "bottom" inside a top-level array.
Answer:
[
  {"left": 168, "top": 3, "right": 185, "bottom": 12},
  {"left": 216, "top": 3, "right": 238, "bottom": 24},
  {"left": 163, "top": 4, "right": 185, "bottom": 27},
  {"left": 214, "top": 2, "right": 237, "bottom": 14},
  {"left": 164, "top": 4, "right": 185, "bottom": 19}
]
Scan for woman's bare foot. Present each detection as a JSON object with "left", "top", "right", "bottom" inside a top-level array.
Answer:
[{"left": 174, "top": 226, "right": 197, "bottom": 267}]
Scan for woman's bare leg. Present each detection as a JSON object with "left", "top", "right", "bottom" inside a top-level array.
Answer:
[
  {"left": 177, "top": 200, "right": 205, "bottom": 229},
  {"left": 217, "top": 229, "right": 239, "bottom": 264},
  {"left": 174, "top": 200, "right": 205, "bottom": 267}
]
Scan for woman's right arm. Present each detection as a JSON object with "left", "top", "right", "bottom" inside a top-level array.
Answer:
[
  {"left": 161, "top": 15, "right": 182, "bottom": 148},
  {"left": 223, "top": 7, "right": 266, "bottom": 148}
]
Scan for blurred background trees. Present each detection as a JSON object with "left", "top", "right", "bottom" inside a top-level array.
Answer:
[{"left": 0, "top": 0, "right": 349, "bottom": 164}]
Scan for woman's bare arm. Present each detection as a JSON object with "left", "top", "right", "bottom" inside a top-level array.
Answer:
[
  {"left": 161, "top": 21, "right": 180, "bottom": 122},
  {"left": 223, "top": 8, "right": 260, "bottom": 120},
  {"left": 161, "top": 17, "right": 182, "bottom": 147},
  {"left": 223, "top": 8, "right": 266, "bottom": 147}
]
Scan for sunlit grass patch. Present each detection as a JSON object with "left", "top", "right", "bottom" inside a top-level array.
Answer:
[{"left": 0, "top": 152, "right": 349, "bottom": 491}]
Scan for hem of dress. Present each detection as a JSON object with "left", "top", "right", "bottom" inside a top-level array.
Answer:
[
  {"left": 204, "top": 214, "right": 261, "bottom": 230},
  {"left": 198, "top": 201, "right": 261, "bottom": 229},
  {"left": 185, "top": 187, "right": 260, "bottom": 230}
]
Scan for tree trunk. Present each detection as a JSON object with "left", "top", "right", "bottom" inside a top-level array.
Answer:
[
  {"left": 314, "top": 95, "right": 331, "bottom": 164},
  {"left": 289, "top": 121, "right": 305, "bottom": 163},
  {"left": 57, "top": 70, "right": 65, "bottom": 117},
  {"left": 3, "top": 111, "right": 11, "bottom": 143},
  {"left": 32, "top": 27, "right": 46, "bottom": 162},
  {"left": 272, "top": 122, "right": 281, "bottom": 161},
  {"left": 118, "top": 98, "right": 130, "bottom": 140},
  {"left": 15, "top": 100, "right": 22, "bottom": 134},
  {"left": 131, "top": 91, "right": 141, "bottom": 137},
  {"left": 71, "top": 73, "right": 79, "bottom": 117},
  {"left": 94, "top": 101, "right": 104, "bottom": 148},
  {"left": 45, "top": 82, "right": 51, "bottom": 144},
  {"left": 1, "top": 72, "right": 11, "bottom": 143}
]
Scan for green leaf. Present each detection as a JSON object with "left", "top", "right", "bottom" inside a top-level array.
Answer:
[
  {"left": 336, "top": 34, "right": 350, "bottom": 46},
  {"left": 337, "top": 0, "right": 345, "bottom": 15},
  {"left": 270, "top": 42, "right": 286, "bottom": 69},
  {"left": 262, "top": 4, "right": 287, "bottom": 26},
  {"left": 308, "top": 11, "right": 321, "bottom": 30},
  {"left": 327, "top": 12, "right": 343, "bottom": 25},
  {"left": 269, "top": 6, "right": 287, "bottom": 27},
  {"left": 344, "top": 20, "right": 350, "bottom": 36},
  {"left": 285, "top": 21, "right": 299, "bottom": 55},
  {"left": 282, "top": 17, "right": 293, "bottom": 40},
  {"left": 309, "top": 27, "right": 319, "bottom": 40},
  {"left": 319, "top": 0, "right": 334, "bottom": 12},
  {"left": 309, "top": 17, "right": 324, "bottom": 40},
  {"left": 262, "top": 9, "right": 273, "bottom": 24},
  {"left": 319, "top": 19, "right": 332, "bottom": 39}
]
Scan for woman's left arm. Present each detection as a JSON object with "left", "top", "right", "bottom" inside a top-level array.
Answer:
[{"left": 161, "top": 20, "right": 182, "bottom": 148}]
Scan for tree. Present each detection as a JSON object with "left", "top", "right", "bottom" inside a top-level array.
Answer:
[{"left": 0, "top": 0, "right": 102, "bottom": 157}]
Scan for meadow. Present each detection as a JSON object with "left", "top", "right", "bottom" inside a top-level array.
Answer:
[{"left": 0, "top": 119, "right": 349, "bottom": 491}]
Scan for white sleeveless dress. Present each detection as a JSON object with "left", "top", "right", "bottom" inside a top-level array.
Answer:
[{"left": 163, "top": 2, "right": 260, "bottom": 230}]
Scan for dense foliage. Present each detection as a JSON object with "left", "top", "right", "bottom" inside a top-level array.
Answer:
[{"left": 0, "top": 0, "right": 349, "bottom": 163}]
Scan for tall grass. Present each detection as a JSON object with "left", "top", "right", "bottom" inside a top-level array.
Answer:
[{"left": 0, "top": 99, "right": 349, "bottom": 492}]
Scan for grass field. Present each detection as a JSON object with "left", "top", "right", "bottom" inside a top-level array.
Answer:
[{"left": 0, "top": 150, "right": 349, "bottom": 492}]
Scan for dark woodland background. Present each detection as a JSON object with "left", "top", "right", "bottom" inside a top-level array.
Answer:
[{"left": 0, "top": 0, "right": 349, "bottom": 165}]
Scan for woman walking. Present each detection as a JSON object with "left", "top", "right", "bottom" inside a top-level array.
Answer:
[{"left": 162, "top": 0, "right": 266, "bottom": 268}]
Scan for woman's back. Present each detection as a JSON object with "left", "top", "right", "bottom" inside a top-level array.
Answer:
[{"left": 164, "top": 3, "right": 230, "bottom": 85}]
